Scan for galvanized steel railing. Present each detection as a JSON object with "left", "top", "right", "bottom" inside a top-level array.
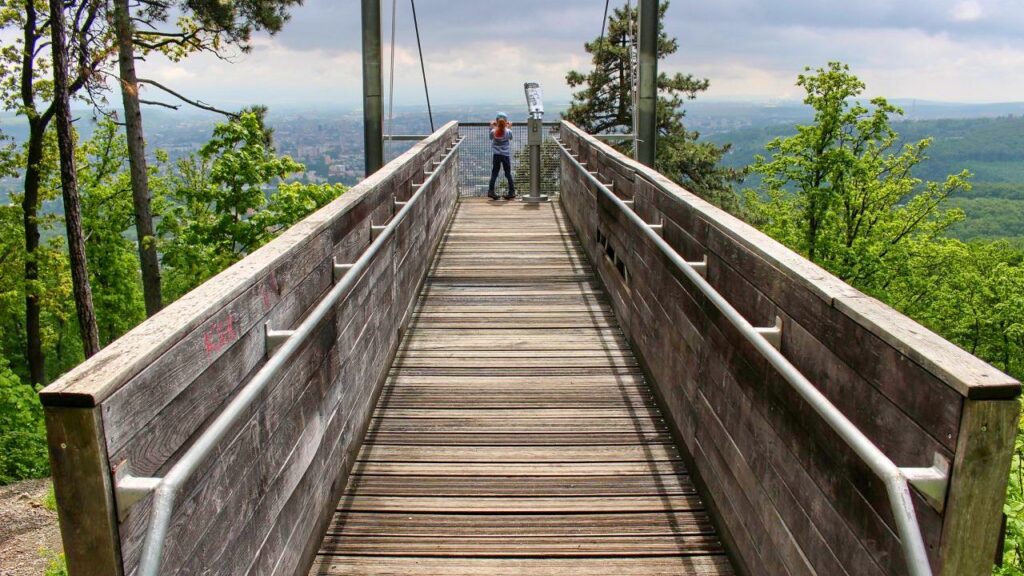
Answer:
[
  {"left": 554, "top": 134, "right": 946, "bottom": 576},
  {"left": 457, "top": 121, "right": 560, "bottom": 197},
  {"left": 117, "top": 136, "right": 463, "bottom": 576}
]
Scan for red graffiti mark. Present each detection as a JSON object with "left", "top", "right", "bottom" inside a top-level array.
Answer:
[
  {"left": 203, "top": 312, "right": 238, "bottom": 357},
  {"left": 269, "top": 270, "right": 280, "bottom": 293},
  {"left": 261, "top": 284, "right": 271, "bottom": 311}
]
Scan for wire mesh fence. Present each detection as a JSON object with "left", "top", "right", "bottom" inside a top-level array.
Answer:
[{"left": 456, "top": 122, "right": 561, "bottom": 197}]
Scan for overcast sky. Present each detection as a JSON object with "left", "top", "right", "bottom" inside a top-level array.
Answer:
[{"left": 138, "top": 0, "right": 1024, "bottom": 109}]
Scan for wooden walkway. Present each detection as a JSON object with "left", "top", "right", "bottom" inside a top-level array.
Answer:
[{"left": 310, "top": 198, "right": 734, "bottom": 575}]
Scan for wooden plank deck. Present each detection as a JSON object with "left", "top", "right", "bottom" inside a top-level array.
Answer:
[{"left": 310, "top": 198, "right": 734, "bottom": 575}]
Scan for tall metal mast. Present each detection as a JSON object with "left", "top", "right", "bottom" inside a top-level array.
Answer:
[
  {"left": 362, "top": 0, "right": 384, "bottom": 176},
  {"left": 637, "top": 0, "right": 657, "bottom": 167}
]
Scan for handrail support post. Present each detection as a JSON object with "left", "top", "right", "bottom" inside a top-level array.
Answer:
[
  {"left": 901, "top": 453, "right": 951, "bottom": 513},
  {"left": 333, "top": 259, "right": 355, "bottom": 283},
  {"left": 114, "top": 469, "right": 161, "bottom": 521},
  {"left": 686, "top": 255, "right": 709, "bottom": 279},
  {"left": 264, "top": 324, "right": 296, "bottom": 357},
  {"left": 755, "top": 316, "right": 783, "bottom": 350}
]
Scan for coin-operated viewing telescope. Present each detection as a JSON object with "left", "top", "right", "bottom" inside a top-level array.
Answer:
[{"left": 523, "top": 81, "right": 549, "bottom": 203}]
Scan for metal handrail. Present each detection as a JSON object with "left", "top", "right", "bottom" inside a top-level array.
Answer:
[
  {"left": 123, "top": 135, "right": 463, "bottom": 576},
  {"left": 554, "top": 135, "right": 943, "bottom": 576},
  {"left": 458, "top": 121, "right": 559, "bottom": 127}
]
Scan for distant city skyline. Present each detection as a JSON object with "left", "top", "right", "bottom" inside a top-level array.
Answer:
[{"left": 135, "top": 0, "right": 1024, "bottom": 110}]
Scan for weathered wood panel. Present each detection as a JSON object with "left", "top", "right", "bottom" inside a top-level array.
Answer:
[
  {"left": 558, "top": 121, "right": 1020, "bottom": 576},
  {"left": 40, "top": 123, "right": 460, "bottom": 576},
  {"left": 311, "top": 199, "right": 734, "bottom": 575}
]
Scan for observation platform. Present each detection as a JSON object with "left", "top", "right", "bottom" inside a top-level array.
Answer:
[
  {"left": 311, "top": 199, "right": 732, "bottom": 575},
  {"left": 39, "top": 121, "right": 1020, "bottom": 576}
]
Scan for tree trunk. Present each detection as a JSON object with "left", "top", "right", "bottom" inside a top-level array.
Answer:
[
  {"left": 23, "top": 120, "right": 46, "bottom": 385},
  {"left": 114, "top": 0, "right": 163, "bottom": 316},
  {"left": 49, "top": 0, "right": 100, "bottom": 358}
]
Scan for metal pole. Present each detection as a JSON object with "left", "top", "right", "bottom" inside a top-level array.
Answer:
[
  {"left": 523, "top": 116, "right": 548, "bottom": 203},
  {"left": 523, "top": 82, "right": 549, "bottom": 203},
  {"left": 362, "top": 0, "right": 384, "bottom": 176},
  {"left": 637, "top": 0, "right": 657, "bottom": 167}
]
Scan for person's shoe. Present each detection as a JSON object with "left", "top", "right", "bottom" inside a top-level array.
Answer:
[
  {"left": 487, "top": 191, "right": 499, "bottom": 200},
  {"left": 504, "top": 193, "right": 516, "bottom": 200}
]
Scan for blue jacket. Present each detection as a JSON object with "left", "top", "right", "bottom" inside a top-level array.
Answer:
[{"left": 490, "top": 128, "right": 512, "bottom": 156}]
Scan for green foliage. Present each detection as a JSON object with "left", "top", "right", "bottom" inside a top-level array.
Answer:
[
  {"left": 78, "top": 120, "right": 149, "bottom": 344},
  {"left": 740, "top": 63, "right": 1024, "bottom": 574},
  {"left": 43, "top": 481, "right": 56, "bottom": 511},
  {"left": 563, "top": 1, "right": 743, "bottom": 211},
  {"left": 161, "top": 110, "right": 346, "bottom": 299},
  {"left": 0, "top": 131, "right": 81, "bottom": 383},
  {"left": 0, "top": 354, "right": 48, "bottom": 484},
  {"left": 1001, "top": 423, "right": 1024, "bottom": 574},
  {"left": 711, "top": 115, "right": 1024, "bottom": 246},
  {"left": 745, "top": 62, "right": 969, "bottom": 284},
  {"left": 42, "top": 551, "right": 68, "bottom": 576}
]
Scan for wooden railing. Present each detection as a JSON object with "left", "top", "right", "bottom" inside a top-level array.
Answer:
[
  {"left": 558, "top": 121, "right": 1020, "bottom": 576},
  {"left": 39, "top": 122, "right": 460, "bottom": 576}
]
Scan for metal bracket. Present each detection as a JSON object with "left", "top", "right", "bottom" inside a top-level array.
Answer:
[
  {"left": 686, "top": 255, "right": 709, "bottom": 279},
  {"left": 265, "top": 324, "right": 296, "bottom": 357},
  {"left": 114, "top": 465, "right": 161, "bottom": 521},
  {"left": 646, "top": 220, "right": 664, "bottom": 237},
  {"left": 622, "top": 200, "right": 634, "bottom": 209},
  {"left": 333, "top": 259, "right": 354, "bottom": 283},
  {"left": 755, "top": 316, "right": 783, "bottom": 350},
  {"left": 394, "top": 197, "right": 407, "bottom": 208},
  {"left": 902, "top": 453, "right": 951, "bottom": 513},
  {"left": 371, "top": 225, "right": 387, "bottom": 240}
]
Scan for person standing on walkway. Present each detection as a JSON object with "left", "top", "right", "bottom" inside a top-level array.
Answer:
[{"left": 488, "top": 112, "right": 516, "bottom": 200}]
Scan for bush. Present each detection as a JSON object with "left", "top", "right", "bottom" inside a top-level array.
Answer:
[{"left": 0, "top": 356, "right": 49, "bottom": 484}]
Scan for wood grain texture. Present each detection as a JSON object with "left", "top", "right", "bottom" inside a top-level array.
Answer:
[
  {"left": 42, "top": 125, "right": 460, "bottom": 576},
  {"left": 559, "top": 121, "right": 1020, "bottom": 576},
  {"left": 310, "top": 198, "right": 734, "bottom": 576}
]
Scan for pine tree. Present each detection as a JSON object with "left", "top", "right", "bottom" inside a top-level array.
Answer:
[{"left": 564, "top": 2, "right": 743, "bottom": 211}]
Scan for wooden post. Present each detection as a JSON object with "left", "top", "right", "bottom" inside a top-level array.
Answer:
[
  {"left": 940, "top": 399, "right": 1020, "bottom": 575},
  {"left": 44, "top": 406, "right": 123, "bottom": 576}
]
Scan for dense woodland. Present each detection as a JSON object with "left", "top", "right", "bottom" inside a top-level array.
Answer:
[
  {"left": 2, "top": 0, "right": 1024, "bottom": 574},
  {"left": 0, "top": 0, "right": 342, "bottom": 489}
]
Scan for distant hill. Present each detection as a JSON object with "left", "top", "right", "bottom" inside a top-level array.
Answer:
[{"left": 707, "top": 114, "right": 1024, "bottom": 245}]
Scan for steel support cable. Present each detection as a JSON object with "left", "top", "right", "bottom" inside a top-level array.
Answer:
[
  {"left": 598, "top": 0, "right": 611, "bottom": 52},
  {"left": 553, "top": 135, "right": 938, "bottom": 576},
  {"left": 409, "top": 0, "right": 434, "bottom": 132}
]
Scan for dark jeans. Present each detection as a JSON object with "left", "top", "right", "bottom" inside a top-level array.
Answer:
[{"left": 488, "top": 154, "right": 515, "bottom": 195}]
